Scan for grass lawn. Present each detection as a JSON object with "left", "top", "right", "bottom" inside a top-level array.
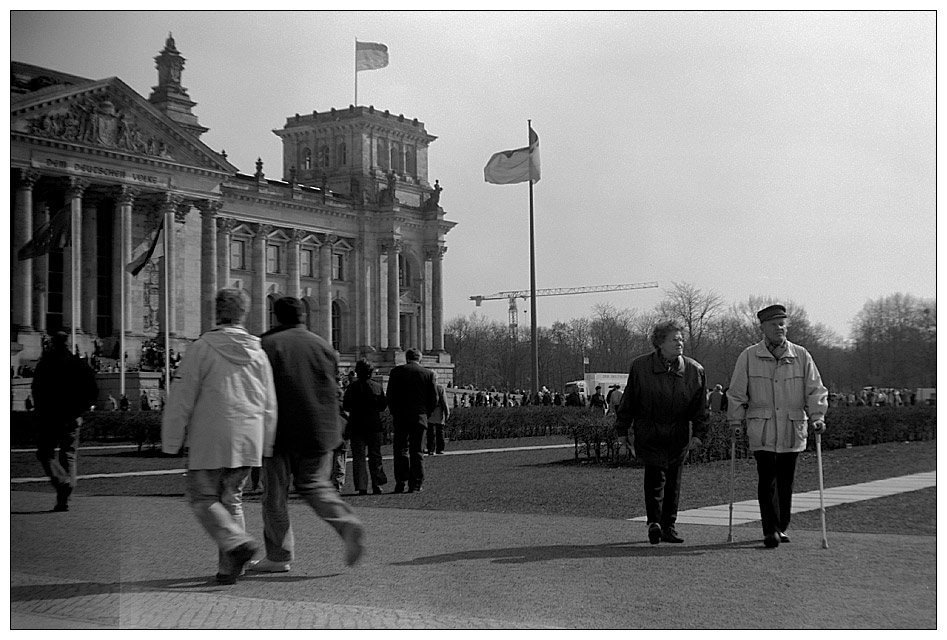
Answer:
[{"left": 12, "top": 437, "right": 936, "bottom": 536}]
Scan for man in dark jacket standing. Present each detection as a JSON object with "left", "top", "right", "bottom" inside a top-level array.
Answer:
[
  {"left": 252, "top": 297, "right": 365, "bottom": 573},
  {"left": 386, "top": 348, "right": 437, "bottom": 493},
  {"left": 31, "top": 331, "right": 98, "bottom": 511}
]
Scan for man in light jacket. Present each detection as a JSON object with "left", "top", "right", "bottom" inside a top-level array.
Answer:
[
  {"left": 162, "top": 288, "right": 277, "bottom": 584},
  {"left": 727, "top": 304, "right": 828, "bottom": 549}
]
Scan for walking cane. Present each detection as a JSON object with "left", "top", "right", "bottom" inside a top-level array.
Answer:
[
  {"left": 815, "top": 430, "right": 829, "bottom": 549},
  {"left": 727, "top": 431, "right": 736, "bottom": 543}
]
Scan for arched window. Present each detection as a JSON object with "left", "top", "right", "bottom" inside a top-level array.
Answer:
[
  {"left": 338, "top": 142, "right": 347, "bottom": 166},
  {"left": 320, "top": 146, "right": 331, "bottom": 168},
  {"left": 302, "top": 148, "right": 312, "bottom": 170},
  {"left": 331, "top": 301, "right": 341, "bottom": 351}
]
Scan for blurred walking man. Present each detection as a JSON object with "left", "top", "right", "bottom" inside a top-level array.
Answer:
[
  {"left": 387, "top": 348, "right": 437, "bottom": 493},
  {"left": 31, "top": 331, "right": 98, "bottom": 512},
  {"left": 253, "top": 296, "right": 365, "bottom": 573},
  {"left": 727, "top": 304, "right": 828, "bottom": 549},
  {"left": 162, "top": 288, "right": 277, "bottom": 584}
]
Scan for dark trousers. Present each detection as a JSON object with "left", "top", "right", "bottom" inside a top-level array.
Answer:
[
  {"left": 753, "top": 450, "right": 799, "bottom": 535},
  {"left": 426, "top": 422, "right": 445, "bottom": 454},
  {"left": 36, "top": 419, "right": 80, "bottom": 496},
  {"left": 350, "top": 431, "right": 387, "bottom": 491},
  {"left": 643, "top": 463, "right": 684, "bottom": 529},
  {"left": 393, "top": 419, "right": 427, "bottom": 489}
]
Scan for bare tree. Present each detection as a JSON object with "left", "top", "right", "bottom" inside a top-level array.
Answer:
[{"left": 656, "top": 282, "right": 724, "bottom": 360}]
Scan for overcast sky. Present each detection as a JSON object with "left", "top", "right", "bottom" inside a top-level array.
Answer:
[{"left": 9, "top": 10, "right": 937, "bottom": 342}]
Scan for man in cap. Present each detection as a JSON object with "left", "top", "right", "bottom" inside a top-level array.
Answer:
[
  {"left": 253, "top": 296, "right": 365, "bottom": 573},
  {"left": 726, "top": 304, "right": 828, "bottom": 548}
]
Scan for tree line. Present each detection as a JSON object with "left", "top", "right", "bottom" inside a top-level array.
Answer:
[{"left": 444, "top": 283, "right": 936, "bottom": 394}]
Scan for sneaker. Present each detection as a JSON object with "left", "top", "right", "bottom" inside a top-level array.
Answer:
[
  {"left": 662, "top": 527, "right": 684, "bottom": 544},
  {"left": 217, "top": 541, "right": 260, "bottom": 584},
  {"left": 763, "top": 533, "right": 780, "bottom": 549},
  {"left": 248, "top": 558, "right": 291, "bottom": 573},
  {"left": 648, "top": 523, "right": 662, "bottom": 545},
  {"left": 343, "top": 524, "right": 365, "bottom": 567},
  {"left": 777, "top": 530, "right": 791, "bottom": 543}
]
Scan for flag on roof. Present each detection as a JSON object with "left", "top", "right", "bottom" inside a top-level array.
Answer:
[
  {"left": 484, "top": 126, "right": 541, "bottom": 185},
  {"left": 356, "top": 41, "right": 389, "bottom": 72},
  {"left": 17, "top": 206, "right": 70, "bottom": 260},
  {"left": 125, "top": 218, "right": 165, "bottom": 276}
]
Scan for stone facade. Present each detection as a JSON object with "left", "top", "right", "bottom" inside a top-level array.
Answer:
[{"left": 10, "top": 35, "right": 456, "bottom": 383}]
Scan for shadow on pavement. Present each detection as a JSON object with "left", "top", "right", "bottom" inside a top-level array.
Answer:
[{"left": 393, "top": 538, "right": 762, "bottom": 565}]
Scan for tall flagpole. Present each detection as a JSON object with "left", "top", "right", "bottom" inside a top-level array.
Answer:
[
  {"left": 119, "top": 207, "right": 126, "bottom": 399},
  {"left": 528, "top": 119, "right": 539, "bottom": 402},
  {"left": 70, "top": 194, "right": 79, "bottom": 356},
  {"left": 354, "top": 38, "right": 358, "bottom": 106}
]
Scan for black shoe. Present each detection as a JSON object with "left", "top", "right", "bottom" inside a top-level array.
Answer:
[
  {"left": 648, "top": 523, "right": 662, "bottom": 545},
  {"left": 662, "top": 527, "right": 684, "bottom": 544},
  {"left": 763, "top": 533, "right": 780, "bottom": 548},
  {"left": 372, "top": 486, "right": 383, "bottom": 495},
  {"left": 435, "top": 450, "right": 445, "bottom": 455},
  {"left": 393, "top": 483, "right": 405, "bottom": 494},
  {"left": 52, "top": 503, "right": 69, "bottom": 512},
  {"left": 54, "top": 485, "right": 72, "bottom": 511},
  {"left": 408, "top": 485, "right": 423, "bottom": 493},
  {"left": 358, "top": 489, "right": 368, "bottom": 496},
  {"left": 218, "top": 541, "right": 259, "bottom": 584},
  {"left": 777, "top": 530, "right": 790, "bottom": 543}
]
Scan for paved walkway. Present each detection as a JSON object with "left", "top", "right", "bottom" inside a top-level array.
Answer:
[{"left": 629, "top": 470, "right": 937, "bottom": 525}]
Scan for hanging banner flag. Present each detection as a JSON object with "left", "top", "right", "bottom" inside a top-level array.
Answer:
[
  {"left": 356, "top": 41, "right": 389, "bottom": 72},
  {"left": 125, "top": 219, "right": 165, "bottom": 276},
  {"left": 17, "top": 206, "right": 71, "bottom": 260},
  {"left": 483, "top": 126, "right": 541, "bottom": 185}
]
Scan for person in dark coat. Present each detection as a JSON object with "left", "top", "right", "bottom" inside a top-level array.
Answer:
[
  {"left": 31, "top": 331, "right": 98, "bottom": 511},
  {"left": 615, "top": 320, "right": 708, "bottom": 545},
  {"left": 343, "top": 359, "right": 389, "bottom": 495},
  {"left": 252, "top": 296, "right": 365, "bottom": 573},
  {"left": 386, "top": 348, "right": 437, "bottom": 493}
]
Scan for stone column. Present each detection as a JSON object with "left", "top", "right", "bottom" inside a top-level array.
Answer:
[
  {"left": 216, "top": 217, "right": 235, "bottom": 290},
  {"left": 251, "top": 223, "right": 271, "bottom": 335},
  {"left": 386, "top": 239, "right": 402, "bottom": 351},
  {"left": 198, "top": 200, "right": 221, "bottom": 334},
  {"left": 64, "top": 178, "right": 88, "bottom": 335},
  {"left": 31, "top": 204, "right": 49, "bottom": 334},
  {"left": 287, "top": 229, "right": 304, "bottom": 299},
  {"left": 13, "top": 169, "right": 39, "bottom": 332},
  {"left": 319, "top": 235, "right": 336, "bottom": 341},
  {"left": 427, "top": 245, "right": 446, "bottom": 353},
  {"left": 80, "top": 200, "right": 98, "bottom": 336},
  {"left": 112, "top": 186, "right": 137, "bottom": 340},
  {"left": 157, "top": 193, "right": 180, "bottom": 337}
]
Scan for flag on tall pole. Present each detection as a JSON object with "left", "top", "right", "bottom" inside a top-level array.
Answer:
[
  {"left": 125, "top": 218, "right": 165, "bottom": 276},
  {"left": 16, "top": 206, "right": 70, "bottom": 260},
  {"left": 483, "top": 127, "right": 541, "bottom": 185},
  {"left": 355, "top": 40, "right": 389, "bottom": 106}
]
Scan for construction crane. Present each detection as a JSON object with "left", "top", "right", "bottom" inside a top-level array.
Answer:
[{"left": 470, "top": 281, "right": 659, "bottom": 335}]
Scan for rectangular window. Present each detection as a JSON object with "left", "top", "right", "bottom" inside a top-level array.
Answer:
[
  {"left": 231, "top": 239, "right": 246, "bottom": 270},
  {"left": 267, "top": 244, "right": 281, "bottom": 273},
  {"left": 300, "top": 248, "right": 313, "bottom": 277},
  {"left": 332, "top": 253, "right": 344, "bottom": 281}
]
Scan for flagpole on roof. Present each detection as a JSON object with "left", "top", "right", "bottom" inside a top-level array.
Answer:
[
  {"left": 163, "top": 203, "right": 171, "bottom": 400},
  {"left": 528, "top": 119, "right": 539, "bottom": 402},
  {"left": 354, "top": 37, "right": 358, "bottom": 106}
]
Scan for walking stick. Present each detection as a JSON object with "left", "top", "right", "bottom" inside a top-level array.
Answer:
[
  {"left": 815, "top": 431, "right": 829, "bottom": 549},
  {"left": 727, "top": 433, "right": 736, "bottom": 543}
]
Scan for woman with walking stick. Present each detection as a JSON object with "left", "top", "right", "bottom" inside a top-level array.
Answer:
[
  {"left": 726, "top": 304, "right": 828, "bottom": 549},
  {"left": 615, "top": 320, "right": 709, "bottom": 545}
]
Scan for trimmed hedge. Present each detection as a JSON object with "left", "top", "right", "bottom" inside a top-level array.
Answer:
[{"left": 11, "top": 405, "right": 935, "bottom": 465}]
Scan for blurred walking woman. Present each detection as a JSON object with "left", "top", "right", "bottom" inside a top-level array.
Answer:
[
  {"left": 342, "top": 359, "right": 389, "bottom": 495},
  {"left": 615, "top": 320, "right": 709, "bottom": 544}
]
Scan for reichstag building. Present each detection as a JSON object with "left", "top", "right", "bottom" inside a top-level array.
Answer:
[{"left": 11, "top": 35, "right": 457, "bottom": 385}]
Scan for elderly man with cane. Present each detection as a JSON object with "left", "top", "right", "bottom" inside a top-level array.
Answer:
[{"left": 726, "top": 304, "right": 828, "bottom": 549}]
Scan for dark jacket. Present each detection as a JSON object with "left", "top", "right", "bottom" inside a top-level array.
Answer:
[
  {"left": 31, "top": 348, "right": 98, "bottom": 423},
  {"left": 386, "top": 360, "right": 437, "bottom": 427},
  {"left": 260, "top": 324, "right": 341, "bottom": 454},
  {"left": 615, "top": 351, "right": 708, "bottom": 468},
  {"left": 343, "top": 378, "right": 388, "bottom": 438}
]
